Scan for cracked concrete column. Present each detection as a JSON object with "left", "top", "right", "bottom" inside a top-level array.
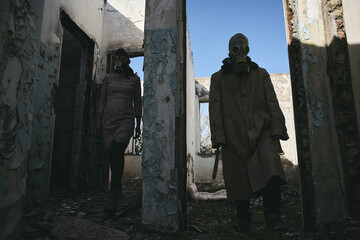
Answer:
[
  {"left": 283, "top": 0, "right": 360, "bottom": 229},
  {"left": 142, "top": 0, "right": 186, "bottom": 232},
  {"left": 0, "top": 0, "right": 45, "bottom": 239}
]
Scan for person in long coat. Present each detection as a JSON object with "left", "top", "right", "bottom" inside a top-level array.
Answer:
[
  {"left": 95, "top": 48, "right": 142, "bottom": 212},
  {"left": 209, "top": 33, "right": 289, "bottom": 232}
]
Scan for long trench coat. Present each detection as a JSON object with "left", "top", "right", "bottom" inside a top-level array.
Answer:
[{"left": 209, "top": 63, "right": 289, "bottom": 200}]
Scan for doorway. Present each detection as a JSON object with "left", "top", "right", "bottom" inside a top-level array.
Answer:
[{"left": 50, "top": 12, "right": 94, "bottom": 191}]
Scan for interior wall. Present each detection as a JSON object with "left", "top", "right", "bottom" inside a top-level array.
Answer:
[{"left": 0, "top": 1, "right": 47, "bottom": 238}]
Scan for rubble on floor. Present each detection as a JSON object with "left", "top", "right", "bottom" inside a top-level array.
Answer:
[{"left": 21, "top": 176, "right": 360, "bottom": 240}]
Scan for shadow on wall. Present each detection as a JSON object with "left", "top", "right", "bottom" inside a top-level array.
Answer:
[{"left": 288, "top": 36, "right": 360, "bottom": 229}]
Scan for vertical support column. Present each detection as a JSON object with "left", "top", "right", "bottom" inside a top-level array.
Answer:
[
  {"left": 283, "top": 0, "right": 317, "bottom": 230},
  {"left": 283, "top": 0, "right": 351, "bottom": 229},
  {"left": 142, "top": 0, "right": 186, "bottom": 232},
  {"left": 342, "top": 1, "right": 360, "bottom": 141},
  {"left": 322, "top": 0, "right": 360, "bottom": 217}
]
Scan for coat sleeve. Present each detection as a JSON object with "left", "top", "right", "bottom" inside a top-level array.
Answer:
[
  {"left": 209, "top": 73, "right": 225, "bottom": 147},
  {"left": 263, "top": 73, "right": 289, "bottom": 140},
  {"left": 133, "top": 75, "right": 142, "bottom": 118},
  {"left": 97, "top": 75, "right": 108, "bottom": 117}
]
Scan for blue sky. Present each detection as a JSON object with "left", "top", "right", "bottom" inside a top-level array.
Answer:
[
  {"left": 187, "top": 0, "right": 290, "bottom": 77},
  {"left": 131, "top": 0, "right": 290, "bottom": 79}
]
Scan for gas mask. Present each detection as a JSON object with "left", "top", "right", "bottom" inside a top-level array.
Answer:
[
  {"left": 113, "top": 54, "right": 130, "bottom": 72},
  {"left": 229, "top": 33, "right": 250, "bottom": 74}
]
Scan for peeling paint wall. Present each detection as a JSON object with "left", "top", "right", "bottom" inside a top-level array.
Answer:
[
  {"left": 27, "top": 43, "right": 59, "bottom": 204},
  {"left": 0, "top": 0, "right": 45, "bottom": 238},
  {"left": 142, "top": 26, "right": 179, "bottom": 231},
  {"left": 1, "top": 0, "right": 147, "bottom": 238},
  {"left": 283, "top": 0, "right": 317, "bottom": 230},
  {"left": 24, "top": 0, "right": 106, "bottom": 206},
  {"left": 290, "top": 0, "right": 348, "bottom": 225},
  {"left": 283, "top": 0, "right": 360, "bottom": 229},
  {"left": 142, "top": 0, "right": 184, "bottom": 232}
]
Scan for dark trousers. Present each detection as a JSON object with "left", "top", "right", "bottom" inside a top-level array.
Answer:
[
  {"left": 109, "top": 141, "right": 127, "bottom": 193},
  {"left": 236, "top": 176, "right": 282, "bottom": 220}
]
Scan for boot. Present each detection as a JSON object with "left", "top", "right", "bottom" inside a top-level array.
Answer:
[
  {"left": 264, "top": 213, "right": 286, "bottom": 231},
  {"left": 238, "top": 215, "right": 252, "bottom": 234},
  {"left": 104, "top": 190, "right": 118, "bottom": 212},
  {"left": 236, "top": 200, "right": 252, "bottom": 233}
]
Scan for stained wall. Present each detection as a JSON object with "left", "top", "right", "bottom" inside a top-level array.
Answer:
[{"left": 283, "top": 0, "right": 360, "bottom": 229}]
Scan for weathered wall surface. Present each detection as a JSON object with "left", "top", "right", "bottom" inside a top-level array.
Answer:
[
  {"left": 342, "top": 0, "right": 360, "bottom": 140},
  {"left": 322, "top": 0, "right": 360, "bottom": 218},
  {"left": 40, "top": 0, "right": 105, "bottom": 82},
  {"left": 25, "top": 0, "right": 106, "bottom": 206},
  {"left": 186, "top": 27, "right": 196, "bottom": 187},
  {"left": 283, "top": 0, "right": 360, "bottom": 229},
  {"left": 341, "top": 0, "right": 360, "bottom": 214},
  {"left": 0, "top": 0, "right": 146, "bottom": 238},
  {"left": 142, "top": 0, "right": 185, "bottom": 232},
  {"left": 41, "top": 0, "right": 104, "bottom": 51},
  {"left": 0, "top": 0, "right": 45, "bottom": 238},
  {"left": 26, "top": 43, "right": 59, "bottom": 204}
]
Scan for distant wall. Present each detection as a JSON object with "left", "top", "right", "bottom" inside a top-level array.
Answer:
[{"left": 271, "top": 73, "right": 297, "bottom": 165}]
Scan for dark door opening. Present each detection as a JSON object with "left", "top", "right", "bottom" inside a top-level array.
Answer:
[{"left": 50, "top": 12, "right": 94, "bottom": 192}]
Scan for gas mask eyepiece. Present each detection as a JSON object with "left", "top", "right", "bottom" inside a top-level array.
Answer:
[{"left": 114, "top": 59, "right": 123, "bottom": 70}]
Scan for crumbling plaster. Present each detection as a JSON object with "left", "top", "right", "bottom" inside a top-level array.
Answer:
[
  {"left": 284, "top": 0, "right": 360, "bottom": 228},
  {"left": 294, "top": 0, "right": 348, "bottom": 224},
  {"left": 142, "top": 27, "right": 179, "bottom": 231},
  {"left": 142, "top": 0, "right": 183, "bottom": 231},
  {"left": 0, "top": 0, "right": 46, "bottom": 238}
]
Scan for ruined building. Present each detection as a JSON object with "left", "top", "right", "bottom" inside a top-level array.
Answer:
[{"left": 0, "top": 0, "right": 360, "bottom": 239}]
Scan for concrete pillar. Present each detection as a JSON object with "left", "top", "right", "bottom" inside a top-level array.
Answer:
[
  {"left": 0, "top": 0, "right": 45, "bottom": 239},
  {"left": 342, "top": 0, "right": 360, "bottom": 141},
  {"left": 142, "top": 0, "right": 186, "bottom": 232},
  {"left": 282, "top": 0, "right": 359, "bottom": 229}
]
